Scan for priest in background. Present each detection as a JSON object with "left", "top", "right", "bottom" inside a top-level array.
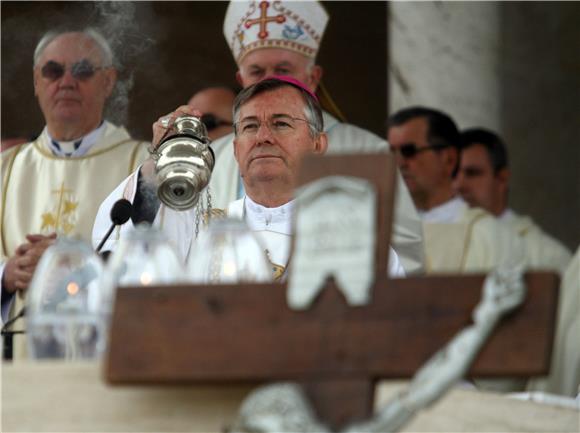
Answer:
[
  {"left": 454, "top": 128, "right": 571, "bottom": 274},
  {"left": 0, "top": 29, "right": 150, "bottom": 359}
]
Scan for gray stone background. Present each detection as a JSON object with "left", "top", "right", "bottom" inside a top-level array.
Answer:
[{"left": 2, "top": 1, "right": 578, "bottom": 251}]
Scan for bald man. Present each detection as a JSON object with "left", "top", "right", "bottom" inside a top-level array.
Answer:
[{"left": 188, "top": 86, "right": 236, "bottom": 141}]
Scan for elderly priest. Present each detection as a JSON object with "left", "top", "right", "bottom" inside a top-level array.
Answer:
[{"left": 0, "top": 29, "right": 149, "bottom": 359}]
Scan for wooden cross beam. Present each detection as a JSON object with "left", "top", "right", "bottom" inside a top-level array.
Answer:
[{"left": 105, "top": 273, "right": 559, "bottom": 430}]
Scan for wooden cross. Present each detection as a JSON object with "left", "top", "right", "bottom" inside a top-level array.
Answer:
[
  {"left": 105, "top": 155, "right": 560, "bottom": 430},
  {"left": 245, "top": 1, "right": 286, "bottom": 39}
]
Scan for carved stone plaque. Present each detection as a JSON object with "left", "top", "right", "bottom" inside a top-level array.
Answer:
[{"left": 287, "top": 176, "right": 376, "bottom": 310}]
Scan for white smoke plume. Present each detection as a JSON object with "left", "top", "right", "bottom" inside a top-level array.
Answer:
[{"left": 89, "top": 2, "right": 156, "bottom": 125}]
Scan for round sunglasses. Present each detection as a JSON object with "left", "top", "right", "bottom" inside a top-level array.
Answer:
[{"left": 40, "top": 59, "right": 108, "bottom": 81}]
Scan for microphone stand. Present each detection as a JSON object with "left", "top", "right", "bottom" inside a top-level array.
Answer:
[
  {"left": 95, "top": 224, "right": 116, "bottom": 254},
  {"left": 95, "top": 198, "right": 133, "bottom": 254}
]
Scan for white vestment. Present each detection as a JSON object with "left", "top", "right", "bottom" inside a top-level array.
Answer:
[
  {"left": 421, "top": 197, "right": 573, "bottom": 393},
  {"left": 527, "top": 246, "right": 580, "bottom": 397},
  {"left": 0, "top": 121, "right": 149, "bottom": 358},
  {"left": 207, "top": 111, "right": 425, "bottom": 274},
  {"left": 421, "top": 197, "right": 526, "bottom": 273},
  {"left": 93, "top": 170, "right": 406, "bottom": 278},
  {"left": 499, "top": 209, "right": 571, "bottom": 275}
]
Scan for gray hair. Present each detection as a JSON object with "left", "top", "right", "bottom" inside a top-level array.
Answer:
[
  {"left": 33, "top": 28, "right": 114, "bottom": 67},
  {"left": 233, "top": 78, "right": 324, "bottom": 138}
]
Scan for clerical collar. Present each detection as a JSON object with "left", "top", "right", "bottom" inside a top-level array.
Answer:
[
  {"left": 46, "top": 121, "right": 105, "bottom": 157},
  {"left": 419, "top": 196, "right": 467, "bottom": 223},
  {"left": 243, "top": 195, "right": 294, "bottom": 235}
]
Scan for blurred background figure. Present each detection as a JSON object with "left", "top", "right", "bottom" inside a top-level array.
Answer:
[
  {"left": 454, "top": 128, "right": 571, "bottom": 274},
  {"left": 188, "top": 86, "right": 236, "bottom": 141}
]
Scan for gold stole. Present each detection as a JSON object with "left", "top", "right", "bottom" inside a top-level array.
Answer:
[{"left": 423, "top": 210, "right": 486, "bottom": 273}]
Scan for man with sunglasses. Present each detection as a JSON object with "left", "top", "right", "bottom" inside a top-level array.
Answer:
[
  {"left": 387, "top": 107, "right": 525, "bottom": 278},
  {"left": 203, "top": 0, "right": 425, "bottom": 276},
  {"left": 0, "top": 29, "right": 149, "bottom": 359},
  {"left": 188, "top": 86, "right": 237, "bottom": 141}
]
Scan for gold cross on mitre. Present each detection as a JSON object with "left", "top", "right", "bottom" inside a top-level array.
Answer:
[{"left": 244, "top": 1, "right": 286, "bottom": 39}]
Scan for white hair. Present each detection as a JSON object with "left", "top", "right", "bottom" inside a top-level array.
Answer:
[{"left": 33, "top": 28, "right": 114, "bottom": 67}]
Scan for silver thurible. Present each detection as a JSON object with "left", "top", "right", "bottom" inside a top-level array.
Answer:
[{"left": 150, "top": 116, "right": 215, "bottom": 210}]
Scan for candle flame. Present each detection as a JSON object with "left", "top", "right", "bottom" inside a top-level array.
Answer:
[
  {"left": 67, "top": 282, "right": 79, "bottom": 296},
  {"left": 140, "top": 272, "right": 153, "bottom": 286}
]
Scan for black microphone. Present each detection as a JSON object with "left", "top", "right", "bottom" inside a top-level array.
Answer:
[{"left": 95, "top": 199, "right": 133, "bottom": 253}]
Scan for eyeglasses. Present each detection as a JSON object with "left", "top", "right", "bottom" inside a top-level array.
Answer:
[
  {"left": 391, "top": 142, "right": 451, "bottom": 159},
  {"left": 235, "top": 115, "right": 313, "bottom": 137},
  {"left": 40, "top": 59, "right": 108, "bottom": 81},
  {"left": 201, "top": 113, "right": 232, "bottom": 132}
]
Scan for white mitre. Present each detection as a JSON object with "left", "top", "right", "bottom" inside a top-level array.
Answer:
[{"left": 224, "top": 0, "right": 329, "bottom": 63}]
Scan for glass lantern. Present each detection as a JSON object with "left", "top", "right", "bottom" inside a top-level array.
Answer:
[
  {"left": 99, "top": 224, "right": 184, "bottom": 313},
  {"left": 26, "top": 237, "right": 105, "bottom": 360},
  {"left": 186, "top": 218, "right": 273, "bottom": 284}
]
